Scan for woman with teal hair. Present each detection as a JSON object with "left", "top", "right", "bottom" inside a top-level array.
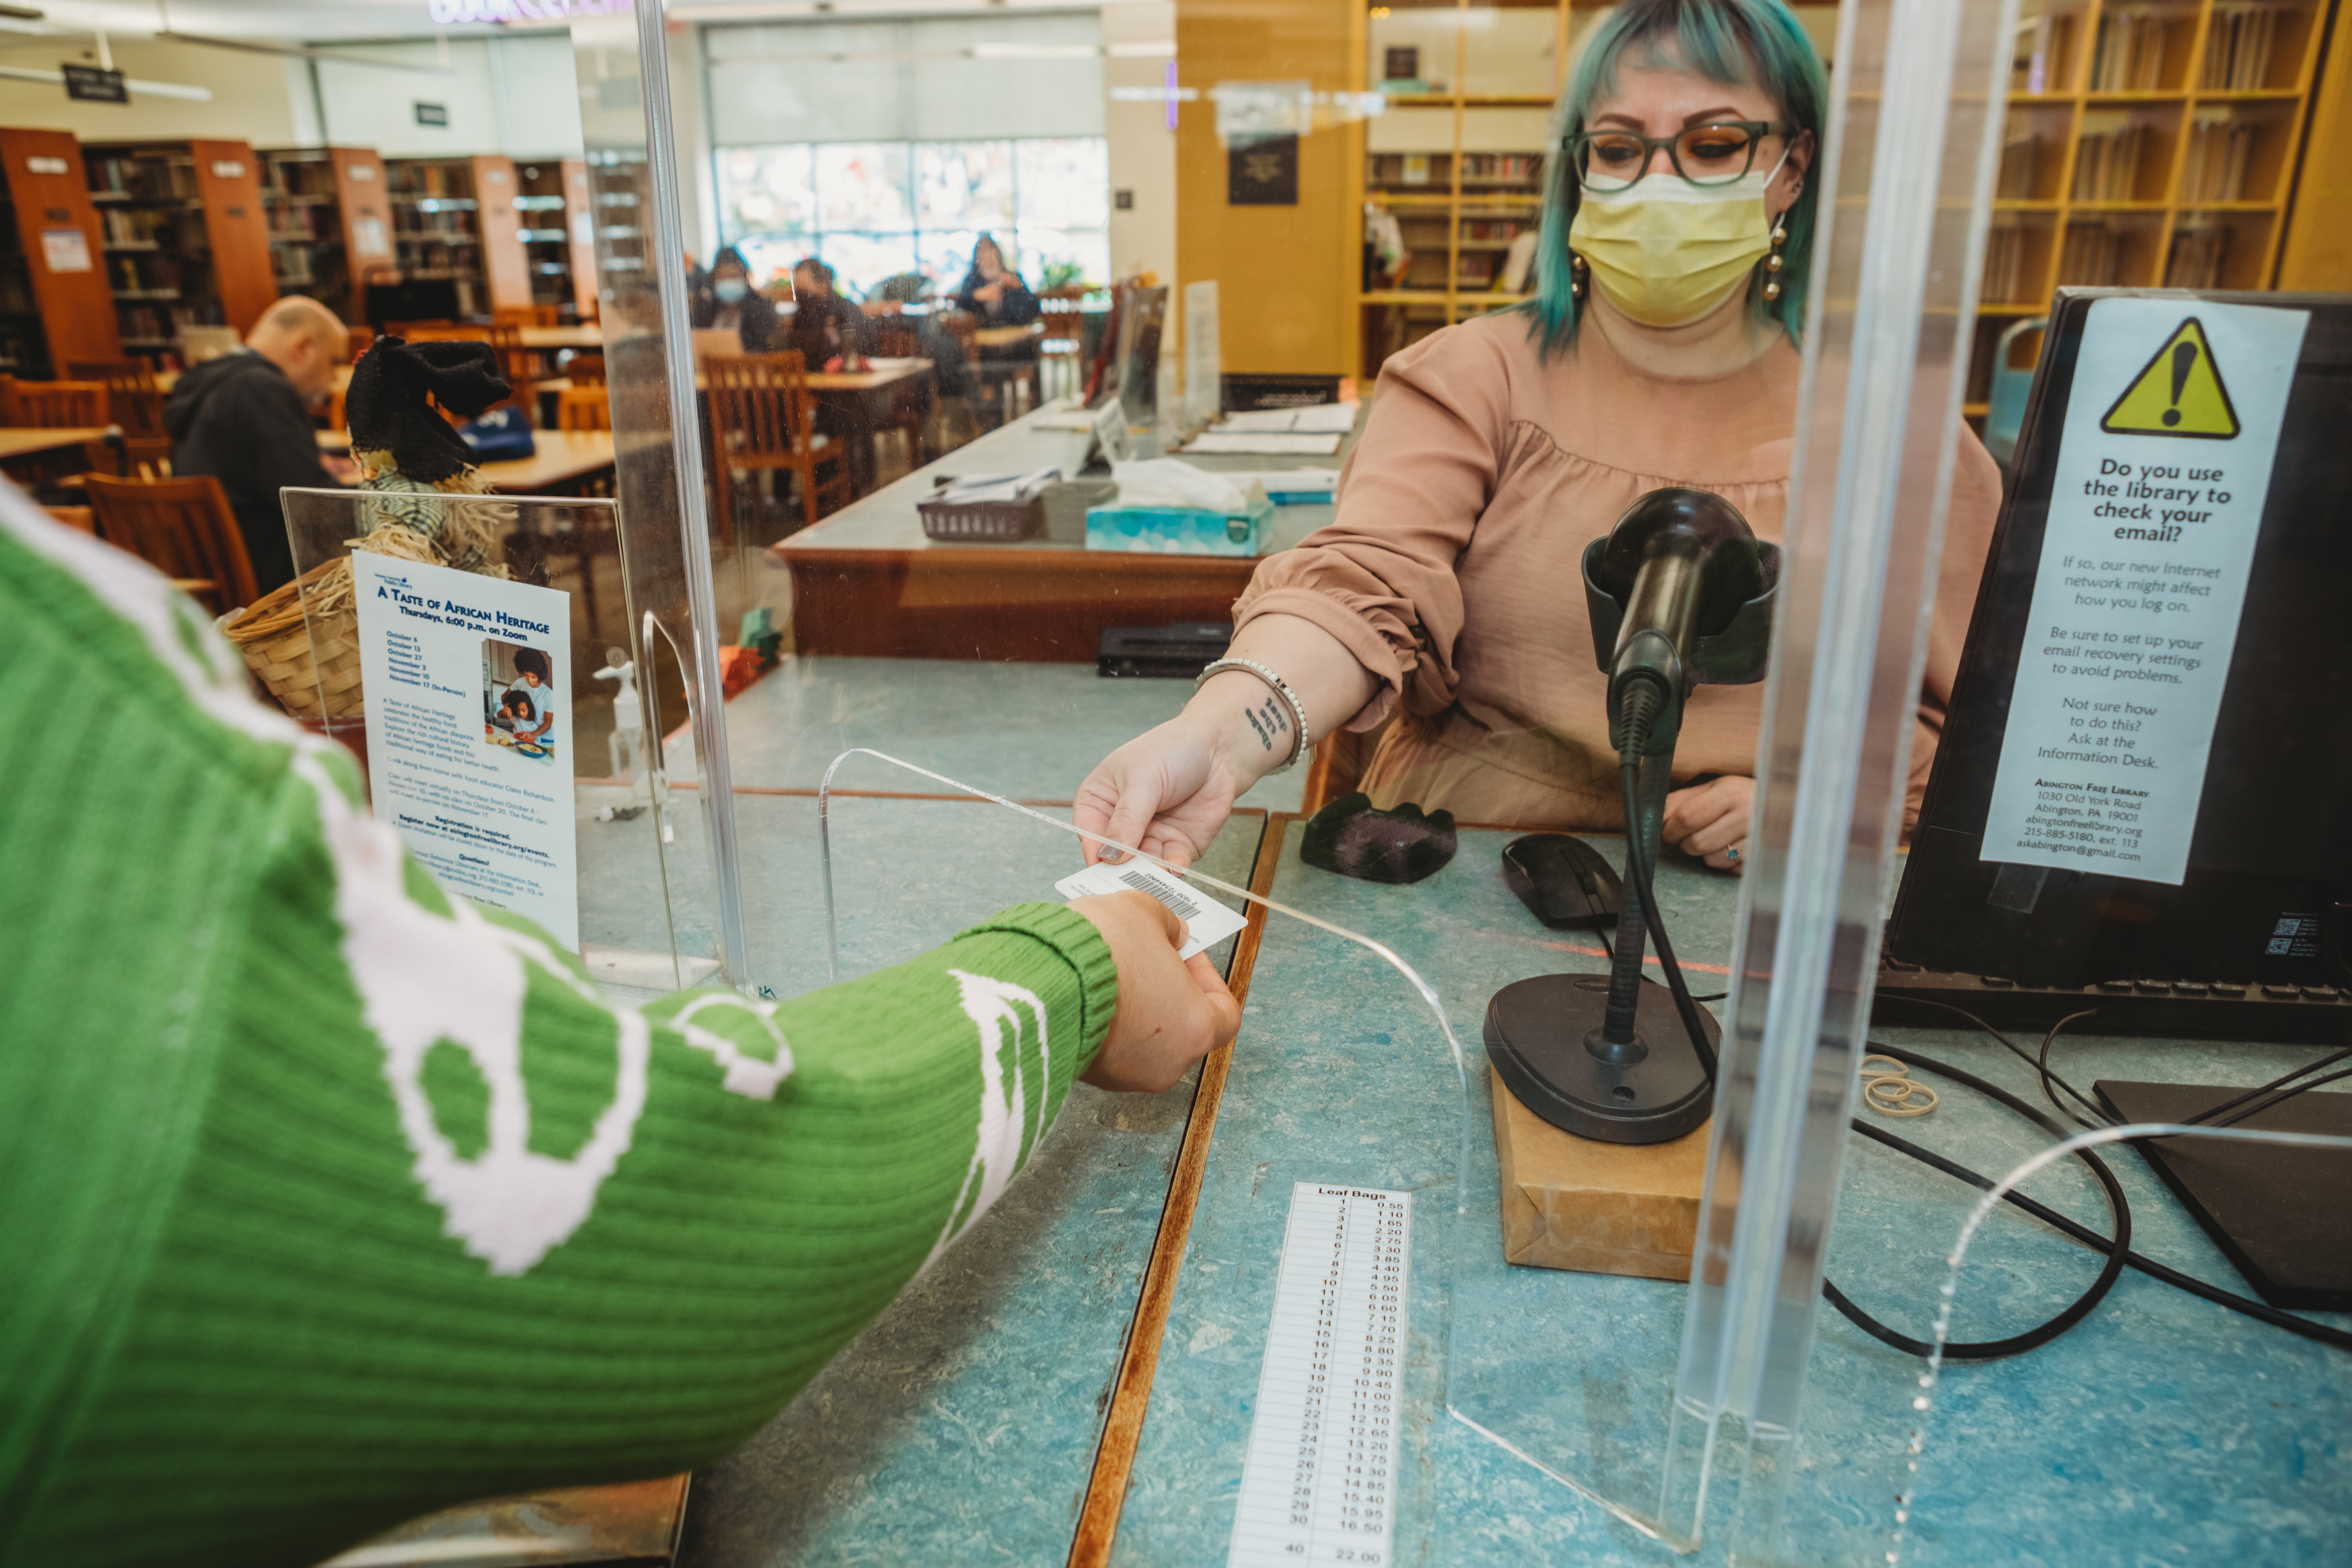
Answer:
[{"left": 1075, "top": 0, "right": 2000, "bottom": 873}]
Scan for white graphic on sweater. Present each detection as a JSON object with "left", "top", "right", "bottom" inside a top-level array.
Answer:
[
  {"left": 670, "top": 992, "right": 795, "bottom": 1100},
  {"left": 7, "top": 499, "right": 652, "bottom": 1277},
  {"left": 921, "top": 969, "right": 1054, "bottom": 1273}
]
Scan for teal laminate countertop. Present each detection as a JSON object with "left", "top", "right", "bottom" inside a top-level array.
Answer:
[
  {"left": 1112, "top": 821, "right": 2351, "bottom": 1568},
  {"left": 572, "top": 790, "right": 1264, "bottom": 1567}
]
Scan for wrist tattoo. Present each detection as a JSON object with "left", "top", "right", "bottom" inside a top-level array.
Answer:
[{"left": 1242, "top": 695, "right": 1291, "bottom": 753}]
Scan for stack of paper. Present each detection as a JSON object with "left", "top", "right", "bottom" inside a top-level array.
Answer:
[
  {"left": 932, "top": 468, "right": 1060, "bottom": 504},
  {"left": 1182, "top": 400, "right": 1359, "bottom": 455}
]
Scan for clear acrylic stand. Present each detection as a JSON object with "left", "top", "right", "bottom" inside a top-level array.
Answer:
[
  {"left": 277, "top": 486, "right": 698, "bottom": 997},
  {"left": 1890, "top": 1123, "right": 2352, "bottom": 1566}
]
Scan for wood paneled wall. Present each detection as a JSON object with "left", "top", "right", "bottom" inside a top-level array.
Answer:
[{"left": 0, "top": 128, "right": 121, "bottom": 367}]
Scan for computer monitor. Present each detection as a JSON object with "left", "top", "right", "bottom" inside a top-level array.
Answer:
[{"left": 1885, "top": 289, "right": 2351, "bottom": 1000}]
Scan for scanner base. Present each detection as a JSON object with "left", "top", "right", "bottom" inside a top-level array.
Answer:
[{"left": 1484, "top": 973, "right": 1715, "bottom": 1146}]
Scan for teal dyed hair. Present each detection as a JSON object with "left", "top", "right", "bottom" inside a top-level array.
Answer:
[{"left": 1524, "top": 0, "right": 1827, "bottom": 355}]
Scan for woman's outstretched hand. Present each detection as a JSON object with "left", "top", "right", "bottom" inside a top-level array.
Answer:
[
  {"left": 1072, "top": 714, "right": 1246, "bottom": 870},
  {"left": 1662, "top": 775, "right": 1754, "bottom": 873}
]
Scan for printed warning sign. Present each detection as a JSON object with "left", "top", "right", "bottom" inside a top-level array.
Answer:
[
  {"left": 1980, "top": 296, "right": 2308, "bottom": 886},
  {"left": 2101, "top": 317, "right": 2241, "bottom": 439}
]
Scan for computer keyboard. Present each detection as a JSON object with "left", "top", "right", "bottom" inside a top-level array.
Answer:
[{"left": 1872, "top": 959, "right": 2351, "bottom": 1042}]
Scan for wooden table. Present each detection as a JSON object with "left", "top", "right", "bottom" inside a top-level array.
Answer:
[
  {"left": 975, "top": 323, "right": 1045, "bottom": 349},
  {"left": 313, "top": 429, "right": 615, "bottom": 497},
  {"left": 769, "top": 403, "right": 1352, "bottom": 662},
  {"left": 0, "top": 425, "right": 110, "bottom": 486},
  {"left": 518, "top": 324, "right": 603, "bottom": 351},
  {"left": 806, "top": 357, "right": 931, "bottom": 393}
]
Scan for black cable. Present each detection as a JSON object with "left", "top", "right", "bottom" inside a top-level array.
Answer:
[
  {"left": 1891, "top": 994, "right": 2111, "bottom": 1127},
  {"left": 1841, "top": 1042, "right": 2352, "bottom": 1355},
  {"left": 2201, "top": 1062, "right": 2352, "bottom": 1130},
  {"left": 1614, "top": 692, "right": 1719, "bottom": 1079},
  {"left": 1821, "top": 1044, "right": 2133, "bottom": 1360},
  {"left": 2182, "top": 1043, "right": 2352, "bottom": 1128},
  {"left": 2035, "top": 1008, "right": 2107, "bottom": 1129}
]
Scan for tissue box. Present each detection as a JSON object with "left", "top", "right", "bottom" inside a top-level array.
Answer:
[{"left": 1085, "top": 497, "right": 1273, "bottom": 556}]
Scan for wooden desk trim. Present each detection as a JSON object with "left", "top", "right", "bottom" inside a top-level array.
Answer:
[
  {"left": 778, "top": 544, "right": 1258, "bottom": 662},
  {"left": 1068, "top": 813, "right": 1294, "bottom": 1568}
]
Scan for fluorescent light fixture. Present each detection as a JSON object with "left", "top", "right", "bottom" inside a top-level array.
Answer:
[
  {"left": 0, "top": 63, "right": 210, "bottom": 98},
  {"left": 156, "top": 32, "right": 456, "bottom": 73},
  {"left": 968, "top": 42, "right": 1100, "bottom": 59},
  {"left": 1106, "top": 41, "right": 1175, "bottom": 58}
]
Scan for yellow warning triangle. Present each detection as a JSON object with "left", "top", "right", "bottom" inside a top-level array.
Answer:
[{"left": 2100, "top": 316, "right": 2240, "bottom": 439}]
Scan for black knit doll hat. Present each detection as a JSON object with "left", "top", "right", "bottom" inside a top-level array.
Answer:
[{"left": 345, "top": 335, "right": 512, "bottom": 484}]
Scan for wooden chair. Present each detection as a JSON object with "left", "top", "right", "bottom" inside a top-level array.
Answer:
[
  {"left": 84, "top": 473, "right": 258, "bottom": 615},
  {"left": 869, "top": 321, "right": 931, "bottom": 476},
  {"left": 484, "top": 321, "right": 540, "bottom": 425},
  {"left": 704, "top": 351, "right": 852, "bottom": 541},
  {"left": 562, "top": 351, "right": 606, "bottom": 386},
  {"left": 384, "top": 320, "right": 464, "bottom": 340},
  {"left": 43, "top": 505, "right": 94, "bottom": 534},
  {"left": 494, "top": 304, "right": 560, "bottom": 329},
  {"left": 8, "top": 379, "right": 108, "bottom": 428},
  {"left": 346, "top": 326, "right": 376, "bottom": 361},
  {"left": 557, "top": 386, "right": 611, "bottom": 431},
  {"left": 64, "top": 358, "right": 167, "bottom": 437},
  {"left": 79, "top": 435, "right": 173, "bottom": 481}
]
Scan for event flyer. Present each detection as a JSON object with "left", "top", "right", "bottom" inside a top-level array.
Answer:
[
  {"left": 351, "top": 552, "right": 580, "bottom": 947},
  {"left": 1979, "top": 297, "right": 2308, "bottom": 886}
]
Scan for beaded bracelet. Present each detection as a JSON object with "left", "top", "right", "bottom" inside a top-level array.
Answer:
[{"left": 1195, "top": 656, "right": 1312, "bottom": 773}]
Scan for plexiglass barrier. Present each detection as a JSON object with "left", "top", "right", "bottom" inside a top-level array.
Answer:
[{"left": 278, "top": 485, "right": 696, "bottom": 996}]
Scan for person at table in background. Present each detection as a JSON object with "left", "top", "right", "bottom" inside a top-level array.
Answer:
[
  {"left": 784, "top": 256, "right": 881, "bottom": 495},
  {"left": 952, "top": 234, "right": 1043, "bottom": 419},
  {"left": 952, "top": 233, "right": 1041, "bottom": 328},
  {"left": 164, "top": 295, "right": 358, "bottom": 597},
  {"left": 1071, "top": 0, "right": 1999, "bottom": 876},
  {"left": 0, "top": 489, "right": 1242, "bottom": 1566},
  {"left": 689, "top": 246, "right": 785, "bottom": 354}
]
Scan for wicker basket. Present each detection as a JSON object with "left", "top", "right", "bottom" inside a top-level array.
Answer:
[{"left": 222, "top": 558, "right": 366, "bottom": 721}]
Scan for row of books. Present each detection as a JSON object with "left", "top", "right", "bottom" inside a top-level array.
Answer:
[
  {"left": 2162, "top": 223, "right": 2230, "bottom": 288},
  {"left": 1982, "top": 221, "right": 2031, "bottom": 301},
  {"left": 2056, "top": 220, "right": 2130, "bottom": 287},
  {"left": 111, "top": 253, "right": 187, "bottom": 293},
  {"left": 115, "top": 301, "right": 219, "bottom": 343},
  {"left": 2013, "top": 13, "right": 2078, "bottom": 93},
  {"left": 1460, "top": 218, "right": 1528, "bottom": 242},
  {"left": 2072, "top": 125, "right": 2152, "bottom": 201},
  {"left": 2200, "top": 8, "right": 2280, "bottom": 91},
  {"left": 96, "top": 206, "right": 186, "bottom": 248},
  {"left": 87, "top": 155, "right": 198, "bottom": 202},
  {"left": 1460, "top": 154, "right": 1542, "bottom": 183},
  {"left": 2179, "top": 118, "right": 2259, "bottom": 200},
  {"left": 1997, "top": 132, "right": 2044, "bottom": 198},
  {"left": 2088, "top": 13, "right": 2173, "bottom": 93}
]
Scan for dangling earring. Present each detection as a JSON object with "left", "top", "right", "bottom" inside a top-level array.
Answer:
[
  {"left": 1569, "top": 250, "right": 1587, "bottom": 300},
  {"left": 1761, "top": 220, "right": 1789, "bottom": 302}
]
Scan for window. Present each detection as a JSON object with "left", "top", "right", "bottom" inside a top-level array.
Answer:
[{"left": 716, "top": 136, "right": 1109, "bottom": 300}]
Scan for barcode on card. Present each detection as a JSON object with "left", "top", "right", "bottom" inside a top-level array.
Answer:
[{"left": 1119, "top": 868, "right": 1204, "bottom": 922}]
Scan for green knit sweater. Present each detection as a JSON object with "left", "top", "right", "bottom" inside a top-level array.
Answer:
[{"left": 0, "top": 500, "right": 1120, "bottom": 1567}]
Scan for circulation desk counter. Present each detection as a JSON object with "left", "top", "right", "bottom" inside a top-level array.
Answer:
[
  {"left": 768, "top": 405, "right": 1358, "bottom": 663},
  {"left": 1104, "top": 819, "right": 2351, "bottom": 1568}
]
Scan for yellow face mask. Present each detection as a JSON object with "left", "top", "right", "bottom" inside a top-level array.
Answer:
[{"left": 1567, "top": 167, "right": 1778, "bottom": 329}]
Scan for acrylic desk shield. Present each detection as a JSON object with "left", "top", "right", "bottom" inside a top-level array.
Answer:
[{"left": 278, "top": 486, "right": 699, "bottom": 999}]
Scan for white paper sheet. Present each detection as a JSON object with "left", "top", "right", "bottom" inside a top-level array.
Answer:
[
  {"left": 1054, "top": 858, "right": 1249, "bottom": 960},
  {"left": 1184, "top": 432, "right": 1345, "bottom": 456}
]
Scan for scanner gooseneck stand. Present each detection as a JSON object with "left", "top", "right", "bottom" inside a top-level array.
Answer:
[{"left": 1484, "top": 489, "right": 1778, "bottom": 1144}]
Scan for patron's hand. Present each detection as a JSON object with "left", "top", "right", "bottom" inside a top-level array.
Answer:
[
  {"left": 1073, "top": 709, "right": 1252, "bottom": 870},
  {"left": 1073, "top": 890, "right": 1244, "bottom": 1092},
  {"left": 1662, "top": 775, "right": 1753, "bottom": 873}
]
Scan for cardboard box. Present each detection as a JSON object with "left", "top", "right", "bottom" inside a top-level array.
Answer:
[{"left": 1491, "top": 1065, "right": 1709, "bottom": 1280}]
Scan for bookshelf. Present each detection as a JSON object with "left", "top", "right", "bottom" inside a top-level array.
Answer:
[
  {"left": 82, "top": 138, "right": 276, "bottom": 366},
  {"left": 384, "top": 155, "right": 533, "bottom": 321},
  {"left": 261, "top": 147, "right": 395, "bottom": 326},
  {"left": 1971, "top": 0, "right": 2333, "bottom": 414},
  {"left": 1358, "top": 0, "right": 1572, "bottom": 376},
  {"left": 0, "top": 128, "right": 122, "bottom": 376},
  {"left": 514, "top": 159, "right": 598, "bottom": 321}
]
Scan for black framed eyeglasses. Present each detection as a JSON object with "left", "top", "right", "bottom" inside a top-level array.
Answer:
[{"left": 1563, "top": 121, "right": 1795, "bottom": 191}]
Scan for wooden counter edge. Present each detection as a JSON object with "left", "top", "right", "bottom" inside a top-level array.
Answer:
[{"left": 1066, "top": 813, "right": 1295, "bottom": 1568}]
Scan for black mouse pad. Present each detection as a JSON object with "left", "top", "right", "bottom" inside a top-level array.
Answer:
[{"left": 2093, "top": 1079, "right": 2352, "bottom": 1310}]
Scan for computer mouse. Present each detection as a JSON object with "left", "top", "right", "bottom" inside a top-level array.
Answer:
[{"left": 1501, "top": 833, "right": 1623, "bottom": 929}]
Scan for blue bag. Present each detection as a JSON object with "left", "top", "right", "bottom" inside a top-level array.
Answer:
[{"left": 457, "top": 404, "right": 536, "bottom": 462}]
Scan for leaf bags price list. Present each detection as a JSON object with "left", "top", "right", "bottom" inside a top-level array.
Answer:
[{"left": 1228, "top": 1183, "right": 1412, "bottom": 1568}]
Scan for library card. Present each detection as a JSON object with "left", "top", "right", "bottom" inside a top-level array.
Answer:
[
  {"left": 1227, "top": 1183, "right": 1412, "bottom": 1568},
  {"left": 1054, "top": 859, "right": 1248, "bottom": 961}
]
